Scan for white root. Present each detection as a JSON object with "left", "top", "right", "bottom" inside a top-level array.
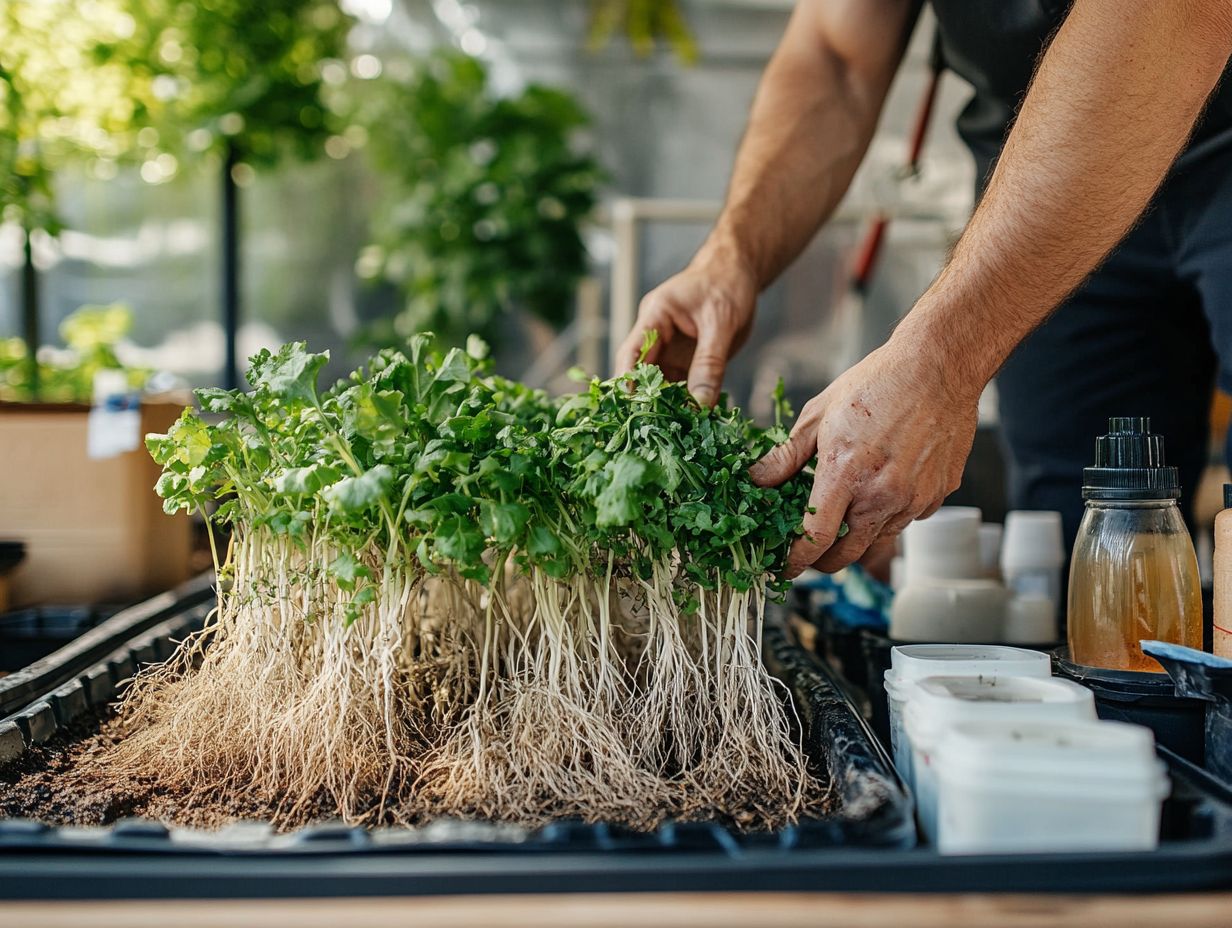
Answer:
[{"left": 109, "top": 529, "right": 825, "bottom": 830}]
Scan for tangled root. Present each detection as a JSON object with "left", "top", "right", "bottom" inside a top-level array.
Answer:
[{"left": 105, "top": 532, "right": 827, "bottom": 830}]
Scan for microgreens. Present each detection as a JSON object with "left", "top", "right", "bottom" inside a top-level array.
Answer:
[
  {"left": 150, "top": 335, "right": 818, "bottom": 598},
  {"left": 130, "top": 334, "right": 826, "bottom": 830}
]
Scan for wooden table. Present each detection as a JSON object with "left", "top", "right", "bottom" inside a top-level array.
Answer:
[{"left": 5, "top": 892, "right": 1232, "bottom": 928}]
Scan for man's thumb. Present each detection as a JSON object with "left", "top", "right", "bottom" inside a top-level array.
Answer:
[{"left": 749, "top": 432, "right": 814, "bottom": 488}]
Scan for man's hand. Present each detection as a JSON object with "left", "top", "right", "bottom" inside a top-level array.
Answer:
[
  {"left": 749, "top": 0, "right": 1232, "bottom": 580},
  {"left": 614, "top": 245, "right": 756, "bottom": 406},
  {"left": 614, "top": 0, "right": 918, "bottom": 403},
  {"left": 750, "top": 333, "right": 978, "bottom": 578}
]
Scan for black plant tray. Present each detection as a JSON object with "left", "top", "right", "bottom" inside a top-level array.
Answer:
[{"left": 0, "top": 589, "right": 1231, "bottom": 900}]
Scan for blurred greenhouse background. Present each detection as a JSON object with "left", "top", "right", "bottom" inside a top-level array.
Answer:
[{"left": 1, "top": 0, "right": 976, "bottom": 416}]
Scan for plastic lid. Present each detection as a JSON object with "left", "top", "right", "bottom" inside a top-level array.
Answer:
[
  {"left": 888, "top": 644, "right": 1052, "bottom": 683},
  {"left": 1082, "top": 417, "right": 1180, "bottom": 500},
  {"left": 904, "top": 675, "right": 1096, "bottom": 747},
  {"left": 934, "top": 719, "right": 1166, "bottom": 791}
]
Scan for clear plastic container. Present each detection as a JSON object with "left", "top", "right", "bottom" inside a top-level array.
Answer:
[
  {"left": 1068, "top": 499, "right": 1202, "bottom": 672},
  {"left": 1067, "top": 418, "right": 1202, "bottom": 673}
]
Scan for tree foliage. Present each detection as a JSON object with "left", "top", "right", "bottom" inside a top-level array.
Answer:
[{"left": 357, "top": 52, "right": 604, "bottom": 347}]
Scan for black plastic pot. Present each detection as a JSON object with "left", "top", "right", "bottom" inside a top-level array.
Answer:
[
  {"left": 0, "top": 605, "right": 124, "bottom": 673},
  {"left": 1144, "top": 642, "right": 1232, "bottom": 786},
  {"left": 0, "top": 542, "right": 24, "bottom": 574},
  {"left": 1054, "top": 648, "right": 1207, "bottom": 766}
]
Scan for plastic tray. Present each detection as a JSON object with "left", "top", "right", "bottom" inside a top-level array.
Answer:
[
  {"left": 1, "top": 591, "right": 1232, "bottom": 899},
  {"left": 0, "top": 604, "right": 129, "bottom": 673}
]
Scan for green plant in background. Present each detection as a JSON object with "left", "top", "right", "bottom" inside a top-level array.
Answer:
[
  {"left": 131, "top": 0, "right": 354, "bottom": 167},
  {"left": 356, "top": 52, "right": 604, "bottom": 348},
  {"left": 0, "top": 304, "right": 149, "bottom": 403},
  {"left": 586, "top": 0, "right": 698, "bottom": 65},
  {"left": 0, "top": 0, "right": 165, "bottom": 230},
  {"left": 0, "top": 0, "right": 170, "bottom": 396},
  {"left": 125, "top": 0, "right": 358, "bottom": 390},
  {"left": 1, "top": 0, "right": 358, "bottom": 394}
]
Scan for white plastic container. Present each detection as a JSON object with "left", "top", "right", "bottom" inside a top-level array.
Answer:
[
  {"left": 978, "top": 523, "right": 1003, "bottom": 579},
  {"left": 934, "top": 719, "right": 1169, "bottom": 855},
  {"left": 884, "top": 644, "right": 1052, "bottom": 783},
  {"left": 1001, "top": 510, "right": 1065, "bottom": 607},
  {"left": 901, "top": 507, "right": 983, "bottom": 584},
  {"left": 889, "top": 579, "right": 1008, "bottom": 642},
  {"left": 1004, "top": 591, "right": 1057, "bottom": 644},
  {"left": 903, "top": 674, "right": 1097, "bottom": 841}
]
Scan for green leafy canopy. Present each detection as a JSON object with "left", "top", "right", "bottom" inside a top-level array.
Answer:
[{"left": 149, "top": 334, "right": 825, "bottom": 603}]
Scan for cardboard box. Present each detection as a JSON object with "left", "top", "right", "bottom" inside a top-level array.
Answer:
[{"left": 0, "top": 399, "right": 193, "bottom": 607}]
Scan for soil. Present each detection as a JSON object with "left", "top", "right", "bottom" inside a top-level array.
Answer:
[
  {"left": 0, "top": 711, "right": 334, "bottom": 830},
  {"left": 0, "top": 714, "right": 834, "bottom": 832}
]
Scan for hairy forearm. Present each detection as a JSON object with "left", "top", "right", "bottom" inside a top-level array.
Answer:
[
  {"left": 897, "top": 0, "right": 1232, "bottom": 399},
  {"left": 701, "top": 0, "right": 918, "bottom": 288}
]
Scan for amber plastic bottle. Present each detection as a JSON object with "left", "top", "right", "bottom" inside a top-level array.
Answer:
[
  {"left": 1214, "top": 484, "right": 1232, "bottom": 659},
  {"left": 1067, "top": 418, "right": 1202, "bottom": 672}
]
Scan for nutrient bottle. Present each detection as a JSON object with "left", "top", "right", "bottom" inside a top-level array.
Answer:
[
  {"left": 1067, "top": 417, "right": 1202, "bottom": 672},
  {"left": 1215, "top": 484, "right": 1232, "bottom": 659}
]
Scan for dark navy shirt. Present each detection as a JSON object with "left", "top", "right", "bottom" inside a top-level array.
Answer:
[{"left": 929, "top": 0, "right": 1232, "bottom": 189}]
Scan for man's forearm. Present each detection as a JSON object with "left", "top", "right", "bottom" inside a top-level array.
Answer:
[
  {"left": 701, "top": 0, "right": 920, "bottom": 288},
  {"left": 898, "top": 0, "right": 1232, "bottom": 398}
]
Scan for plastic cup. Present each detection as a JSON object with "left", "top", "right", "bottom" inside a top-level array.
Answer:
[{"left": 903, "top": 507, "right": 983, "bottom": 584}]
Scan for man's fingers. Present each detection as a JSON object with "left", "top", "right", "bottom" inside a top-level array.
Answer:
[
  {"left": 812, "top": 512, "right": 888, "bottom": 574},
  {"left": 784, "top": 477, "right": 851, "bottom": 579},
  {"left": 615, "top": 324, "right": 657, "bottom": 374},
  {"left": 750, "top": 426, "right": 816, "bottom": 488},
  {"left": 686, "top": 323, "right": 731, "bottom": 408},
  {"left": 616, "top": 307, "right": 673, "bottom": 373}
]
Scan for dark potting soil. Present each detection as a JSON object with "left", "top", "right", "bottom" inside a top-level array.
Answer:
[{"left": 0, "top": 711, "right": 335, "bottom": 831}]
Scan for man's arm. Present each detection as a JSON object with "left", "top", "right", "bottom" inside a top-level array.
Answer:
[
  {"left": 754, "top": 0, "right": 1232, "bottom": 577},
  {"left": 902, "top": 0, "right": 1232, "bottom": 398},
  {"left": 705, "top": 0, "right": 922, "bottom": 288},
  {"left": 615, "top": 0, "right": 921, "bottom": 404}
]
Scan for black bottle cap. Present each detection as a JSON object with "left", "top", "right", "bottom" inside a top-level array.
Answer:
[{"left": 1082, "top": 417, "right": 1181, "bottom": 500}]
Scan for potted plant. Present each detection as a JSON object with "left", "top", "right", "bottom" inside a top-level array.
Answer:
[{"left": 0, "top": 306, "right": 192, "bottom": 608}]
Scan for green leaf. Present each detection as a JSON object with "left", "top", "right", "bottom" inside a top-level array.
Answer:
[
  {"left": 329, "top": 552, "right": 371, "bottom": 592},
  {"left": 347, "top": 382, "right": 407, "bottom": 447},
  {"left": 323, "top": 465, "right": 394, "bottom": 514},
  {"left": 527, "top": 525, "right": 562, "bottom": 556},
  {"left": 479, "top": 500, "right": 530, "bottom": 544},
  {"left": 595, "top": 452, "right": 651, "bottom": 527},
  {"left": 434, "top": 515, "right": 486, "bottom": 565},
  {"left": 466, "top": 334, "right": 490, "bottom": 360},
  {"left": 194, "top": 387, "right": 248, "bottom": 415},
  {"left": 274, "top": 462, "right": 342, "bottom": 495},
  {"left": 249, "top": 342, "right": 328, "bottom": 405},
  {"left": 159, "top": 410, "right": 213, "bottom": 469},
  {"left": 638, "top": 328, "right": 658, "bottom": 363}
]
